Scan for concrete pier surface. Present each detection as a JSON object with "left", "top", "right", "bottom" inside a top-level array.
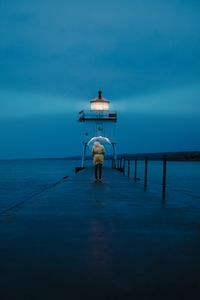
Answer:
[{"left": 0, "top": 167, "right": 200, "bottom": 300}]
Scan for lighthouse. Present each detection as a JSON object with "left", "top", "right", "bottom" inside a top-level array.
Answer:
[{"left": 78, "top": 90, "right": 117, "bottom": 167}]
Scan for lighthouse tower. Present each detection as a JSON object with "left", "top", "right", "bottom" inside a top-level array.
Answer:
[{"left": 78, "top": 90, "right": 117, "bottom": 167}]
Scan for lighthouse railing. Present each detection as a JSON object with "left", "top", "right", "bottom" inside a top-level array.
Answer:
[{"left": 79, "top": 110, "right": 117, "bottom": 122}]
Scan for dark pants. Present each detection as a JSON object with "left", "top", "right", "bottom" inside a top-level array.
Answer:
[{"left": 95, "top": 163, "right": 102, "bottom": 180}]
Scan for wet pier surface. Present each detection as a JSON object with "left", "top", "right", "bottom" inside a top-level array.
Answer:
[{"left": 0, "top": 168, "right": 200, "bottom": 300}]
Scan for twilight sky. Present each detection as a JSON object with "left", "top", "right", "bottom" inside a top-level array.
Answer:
[{"left": 0, "top": 0, "right": 200, "bottom": 158}]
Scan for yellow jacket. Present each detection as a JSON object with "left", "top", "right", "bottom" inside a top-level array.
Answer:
[{"left": 92, "top": 142, "right": 105, "bottom": 165}]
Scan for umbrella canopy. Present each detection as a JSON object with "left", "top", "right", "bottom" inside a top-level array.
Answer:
[{"left": 87, "top": 136, "right": 111, "bottom": 146}]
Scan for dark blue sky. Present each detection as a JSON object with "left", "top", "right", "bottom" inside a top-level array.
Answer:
[{"left": 0, "top": 0, "right": 200, "bottom": 158}]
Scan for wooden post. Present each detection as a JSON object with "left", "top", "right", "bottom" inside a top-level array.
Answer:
[
  {"left": 128, "top": 159, "right": 130, "bottom": 178},
  {"left": 134, "top": 158, "right": 137, "bottom": 182},
  {"left": 162, "top": 155, "right": 167, "bottom": 200},
  {"left": 144, "top": 157, "right": 148, "bottom": 189}
]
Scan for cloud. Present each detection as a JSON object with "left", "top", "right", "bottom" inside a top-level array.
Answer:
[
  {"left": 1, "top": 82, "right": 199, "bottom": 121},
  {"left": 11, "top": 12, "right": 35, "bottom": 25},
  {"left": 0, "top": 1, "right": 200, "bottom": 158},
  {"left": 0, "top": 90, "right": 83, "bottom": 119},
  {"left": 115, "top": 83, "right": 200, "bottom": 116},
  {"left": 0, "top": 0, "right": 200, "bottom": 99}
]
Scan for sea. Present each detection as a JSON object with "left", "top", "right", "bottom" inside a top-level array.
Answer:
[
  {"left": 0, "top": 159, "right": 80, "bottom": 213},
  {"left": 0, "top": 159, "right": 200, "bottom": 213}
]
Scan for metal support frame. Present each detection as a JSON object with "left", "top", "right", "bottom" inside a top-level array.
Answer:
[
  {"left": 162, "top": 155, "right": 167, "bottom": 200},
  {"left": 120, "top": 158, "right": 122, "bottom": 169},
  {"left": 134, "top": 158, "right": 137, "bottom": 182},
  {"left": 128, "top": 159, "right": 130, "bottom": 178},
  {"left": 81, "top": 142, "right": 87, "bottom": 168},
  {"left": 144, "top": 157, "right": 148, "bottom": 189},
  {"left": 123, "top": 159, "right": 126, "bottom": 175},
  {"left": 112, "top": 142, "right": 117, "bottom": 168}
]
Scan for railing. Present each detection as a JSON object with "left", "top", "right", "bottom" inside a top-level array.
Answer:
[
  {"left": 115, "top": 152, "right": 197, "bottom": 201},
  {"left": 79, "top": 110, "right": 117, "bottom": 122}
]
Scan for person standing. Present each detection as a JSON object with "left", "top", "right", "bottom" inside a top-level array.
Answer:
[{"left": 92, "top": 141, "right": 105, "bottom": 182}]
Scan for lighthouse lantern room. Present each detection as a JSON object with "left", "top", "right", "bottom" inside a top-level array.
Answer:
[{"left": 90, "top": 90, "right": 110, "bottom": 111}]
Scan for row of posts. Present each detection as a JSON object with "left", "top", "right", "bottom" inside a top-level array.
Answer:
[{"left": 115, "top": 156, "right": 167, "bottom": 200}]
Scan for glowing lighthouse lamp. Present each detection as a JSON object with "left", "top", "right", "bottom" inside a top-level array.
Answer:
[
  {"left": 90, "top": 91, "right": 110, "bottom": 110},
  {"left": 78, "top": 90, "right": 117, "bottom": 167}
]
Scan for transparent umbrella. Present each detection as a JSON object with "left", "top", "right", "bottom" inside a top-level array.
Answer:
[
  {"left": 87, "top": 136, "right": 111, "bottom": 145},
  {"left": 87, "top": 136, "right": 112, "bottom": 152}
]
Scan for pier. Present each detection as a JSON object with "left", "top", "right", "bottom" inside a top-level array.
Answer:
[{"left": 0, "top": 167, "right": 200, "bottom": 299}]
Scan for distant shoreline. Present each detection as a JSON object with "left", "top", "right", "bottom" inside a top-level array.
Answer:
[
  {"left": 1, "top": 151, "right": 200, "bottom": 161},
  {"left": 119, "top": 151, "right": 200, "bottom": 161}
]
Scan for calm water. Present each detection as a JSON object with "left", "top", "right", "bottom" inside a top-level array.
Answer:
[
  {"left": 0, "top": 159, "right": 80, "bottom": 212},
  {"left": 0, "top": 159, "right": 200, "bottom": 212}
]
